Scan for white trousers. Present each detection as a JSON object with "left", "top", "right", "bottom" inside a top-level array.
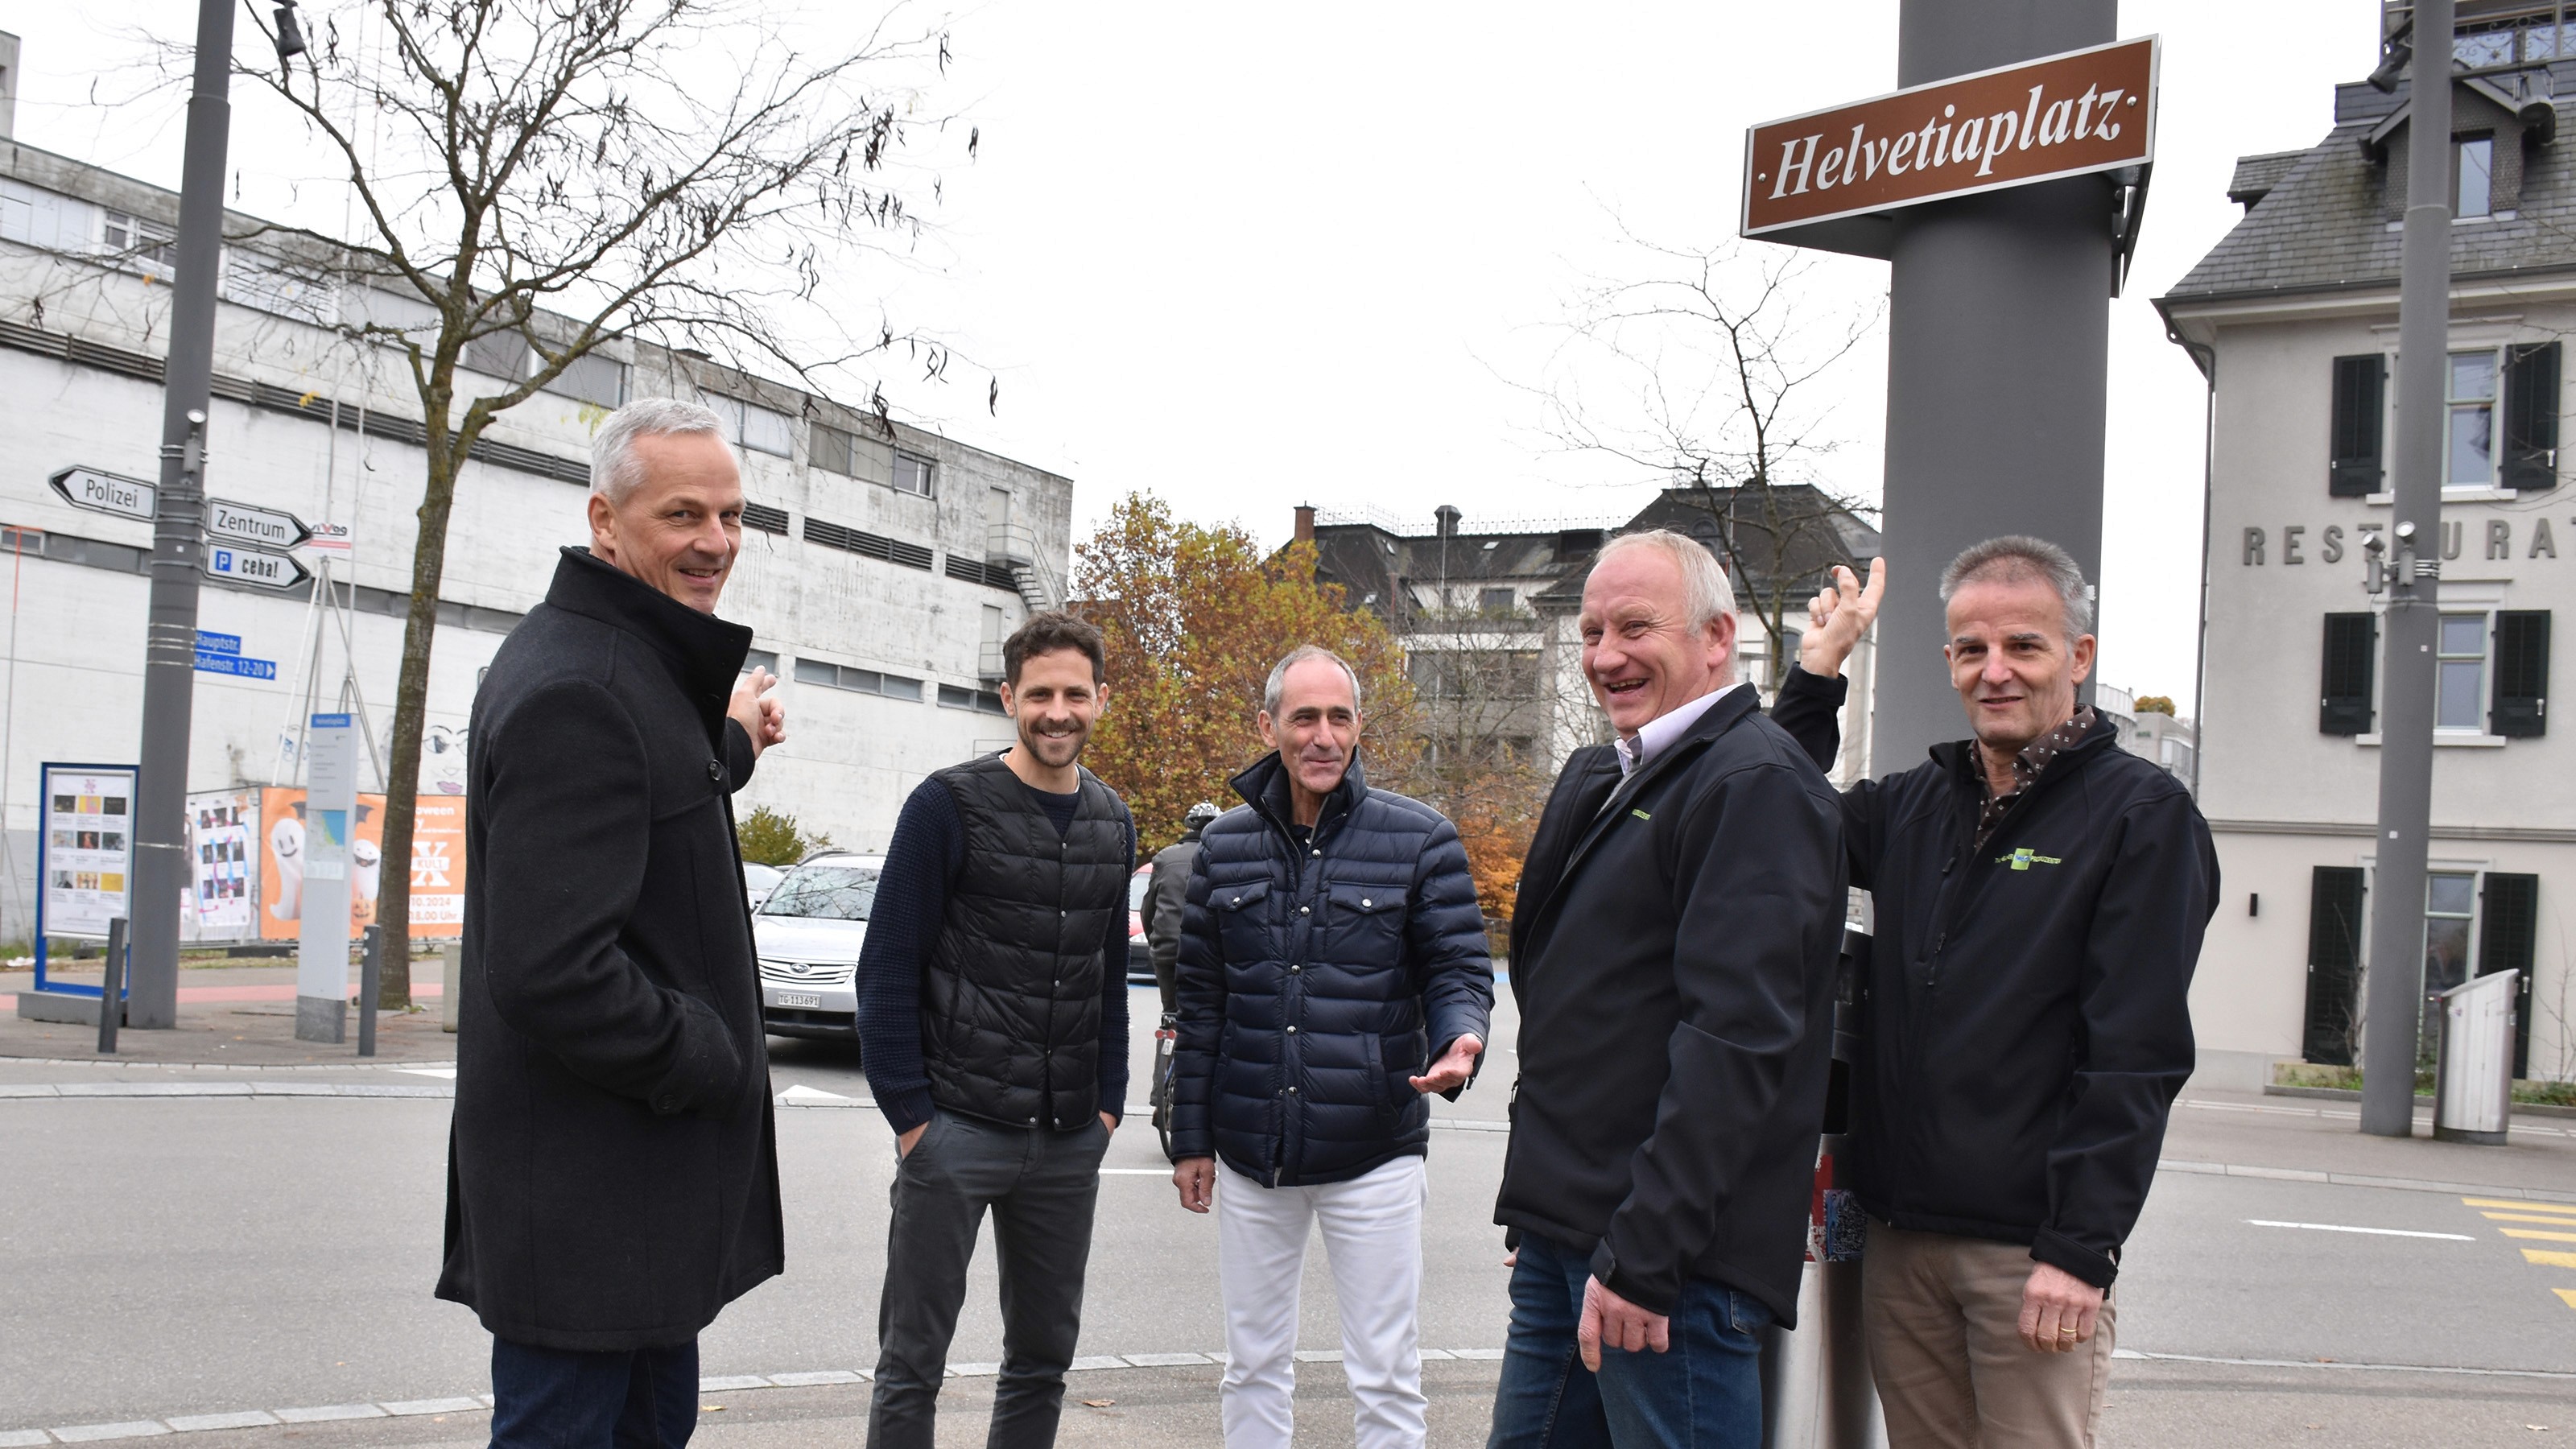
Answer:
[{"left": 1216, "top": 1155, "right": 1429, "bottom": 1449}]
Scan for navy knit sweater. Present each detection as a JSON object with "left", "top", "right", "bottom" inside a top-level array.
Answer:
[{"left": 855, "top": 773, "right": 1133, "bottom": 1134}]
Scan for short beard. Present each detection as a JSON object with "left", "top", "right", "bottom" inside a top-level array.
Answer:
[{"left": 1019, "top": 719, "right": 1088, "bottom": 767}]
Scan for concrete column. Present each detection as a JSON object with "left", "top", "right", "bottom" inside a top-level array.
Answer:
[{"left": 1875, "top": 0, "right": 2117, "bottom": 770}]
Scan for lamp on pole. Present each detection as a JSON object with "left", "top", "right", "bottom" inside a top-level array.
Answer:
[{"left": 2358, "top": 0, "right": 2454, "bottom": 1137}]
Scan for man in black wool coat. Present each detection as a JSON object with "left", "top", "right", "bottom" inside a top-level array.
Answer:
[{"left": 438, "top": 397, "right": 788, "bottom": 1449}]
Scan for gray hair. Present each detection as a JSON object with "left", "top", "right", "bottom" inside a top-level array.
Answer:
[
  {"left": 1939, "top": 535, "right": 2095, "bottom": 640},
  {"left": 592, "top": 397, "right": 727, "bottom": 504},
  {"left": 1263, "top": 645, "right": 1364, "bottom": 717},
  {"left": 1590, "top": 529, "right": 1737, "bottom": 631}
]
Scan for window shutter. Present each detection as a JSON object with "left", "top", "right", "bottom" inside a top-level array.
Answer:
[
  {"left": 2329, "top": 354, "right": 2386, "bottom": 497},
  {"left": 2304, "top": 866, "right": 2368, "bottom": 1067},
  {"left": 2491, "top": 609, "right": 2549, "bottom": 737},
  {"left": 2477, "top": 872, "right": 2538, "bottom": 1078},
  {"left": 2504, "top": 341, "right": 2562, "bottom": 492},
  {"left": 2320, "top": 613, "right": 2376, "bottom": 736}
]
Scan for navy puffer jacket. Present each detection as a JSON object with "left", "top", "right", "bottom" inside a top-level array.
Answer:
[{"left": 1168, "top": 752, "right": 1493, "bottom": 1187}]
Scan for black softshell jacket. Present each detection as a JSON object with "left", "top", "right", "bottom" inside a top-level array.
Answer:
[
  {"left": 1772, "top": 667, "right": 2218, "bottom": 1288},
  {"left": 1496, "top": 688, "right": 1847, "bottom": 1323}
]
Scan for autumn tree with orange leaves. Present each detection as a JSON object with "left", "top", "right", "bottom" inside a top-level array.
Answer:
[
  {"left": 1076, "top": 493, "right": 1547, "bottom": 935},
  {"left": 1077, "top": 495, "right": 1418, "bottom": 855}
]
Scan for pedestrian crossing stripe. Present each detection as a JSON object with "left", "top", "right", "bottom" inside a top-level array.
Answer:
[
  {"left": 2462, "top": 1196, "right": 2576, "bottom": 1212},
  {"left": 2520, "top": 1248, "right": 2576, "bottom": 1269},
  {"left": 2503, "top": 1228, "right": 2576, "bottom": 1243},
  {"left": 2481, "top": 1212, "right": 2576, "bottom": 1225}
]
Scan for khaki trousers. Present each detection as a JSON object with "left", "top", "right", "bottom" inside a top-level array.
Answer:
[{"left": 1860, "top": 1220, "right": 2116, "bottom": 1449}]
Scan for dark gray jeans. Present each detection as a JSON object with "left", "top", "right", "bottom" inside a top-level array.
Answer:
[{"left": 869, "top": 1108, "right": 1110, "bottom": 1449}]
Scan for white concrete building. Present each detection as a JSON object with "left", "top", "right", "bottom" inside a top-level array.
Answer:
[
  {"left": 2160, "top": 6, "right": 2576, "bottom": 1086},
  {"left": 0, "top": 137, "right": 1073, "bottom": 937}
]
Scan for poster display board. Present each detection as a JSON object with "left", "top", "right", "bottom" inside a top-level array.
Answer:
[
  {"left": 32, "top": 762, "right": 138, "bottom": 997},
  {"left": 185, "top": 788, "right": 259, "bottom": 943},
  {"left": 252, "top": 786, "right": 464, "bottom": 940}
]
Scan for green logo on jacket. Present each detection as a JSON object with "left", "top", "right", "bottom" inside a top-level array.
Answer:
[{"left": 1997, "top": 846, "right": 2064, "bottom": 871}]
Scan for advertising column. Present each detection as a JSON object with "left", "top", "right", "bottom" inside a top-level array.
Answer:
[{"left": 295, "top": 713, "right": 357, "bottom": 1043}]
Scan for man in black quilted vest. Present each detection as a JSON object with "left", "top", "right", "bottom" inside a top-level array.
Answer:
[
  {"left": 855, "top": 610, "right": 1136, "bottom": 1449},
  {"left": 1167, "top": 645, "right": 1493, "bottom": 1449}
]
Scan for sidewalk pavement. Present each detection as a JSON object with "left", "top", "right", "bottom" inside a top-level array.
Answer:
[{"left": 0, "top": 965, "right": 456, "bottom": 1067}]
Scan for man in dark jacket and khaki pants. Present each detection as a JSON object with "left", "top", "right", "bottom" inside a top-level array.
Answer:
[
  {"left": 1779, "top": 536, "right": 2217, "bottom": 1449},
  {"left": 1492, "top": 530, "right": 1847, "bottom": 1448},
  {"left": 440, "top": 398, "right": 788, "bottom": 1448},
  {"left": 1169, "top": 645, "right": 1492, "bottom": 1449}
]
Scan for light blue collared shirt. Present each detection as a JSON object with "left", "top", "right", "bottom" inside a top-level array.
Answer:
[{"left": 1614, "top": 681, "right": 1748, "bottom": 777}]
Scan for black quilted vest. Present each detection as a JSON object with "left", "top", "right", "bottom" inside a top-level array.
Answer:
[{"left": 922, "top": 753, "right": 1129, "bottom": 1129}]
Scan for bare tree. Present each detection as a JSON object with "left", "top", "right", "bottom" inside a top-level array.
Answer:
[
  {"left": 180, "top": 0, "right": 973, "bottom": 1002},
  {"left": 1536, "top": 233, "right": 1880, "bottom": 689}
]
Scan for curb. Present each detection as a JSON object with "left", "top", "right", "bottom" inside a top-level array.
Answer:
[
  {"left": 6, "top": 1352, "right": 1517, "bottom": 1443},
  {"left": 2155, "top": 1157, "right": 2576, "bottom": 1204},
  {"left": 2261, "top": 1084, "right": 2576, "bottom": 1119}
]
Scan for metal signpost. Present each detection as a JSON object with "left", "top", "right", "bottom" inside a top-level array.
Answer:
[
  {"left": 127, "top": 0, "right": 238, "bottom": 1031},
  {"left": 294, "top": 713, "right": 358, "bottom": 1043},
  {"left": 1740, "top": 6, "right": 2147, "bottom": 1443}
]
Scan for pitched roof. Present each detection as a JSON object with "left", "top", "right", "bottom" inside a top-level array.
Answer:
[{"left": 2164, "top": 75, "right": 2576, "bottom": 306}]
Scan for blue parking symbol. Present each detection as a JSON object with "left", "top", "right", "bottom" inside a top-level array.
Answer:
[{"left": 215, "top": 548, "right": 233, "bottom": 572}]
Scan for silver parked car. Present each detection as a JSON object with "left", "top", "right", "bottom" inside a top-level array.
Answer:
[
  {"left": 741, "top": 861, "right": 784, "bottom": 912},
  {"left": 753, "top": 852, "right": 881, "bottom": 1043}
]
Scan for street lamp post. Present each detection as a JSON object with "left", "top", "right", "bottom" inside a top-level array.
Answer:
[
  {"left": 2359, "top": 0, "right": 2453, "bottom": 1137},
  {"left": 126, "top": 0, "right": 237, "bottom": 1029}
]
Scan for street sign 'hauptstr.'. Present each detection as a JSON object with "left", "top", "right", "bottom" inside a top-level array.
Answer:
[
  {"left": 1742, "top": 35, "right": 2157, "bottom": 239},
  {"left": 48, "top": 465, "right": 158, "bottom": 522}
]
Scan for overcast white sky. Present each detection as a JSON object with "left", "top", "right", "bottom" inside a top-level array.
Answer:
[{"left": 6, "top": 1, "right": 2381, "bottom": 712}]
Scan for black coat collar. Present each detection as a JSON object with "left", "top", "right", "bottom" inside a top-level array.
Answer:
[
  {"left": 543, "top": 547, "right": 753, "bottom": 733},
  {"left": 1926, "top": 710, "right": 2122, "bottom": 793},
  {"left": 1230, "top": 749, "right": 1370, "bottom": 842}
]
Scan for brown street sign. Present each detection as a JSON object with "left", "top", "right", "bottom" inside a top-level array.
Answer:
[{"left": 1741, "top": 36, "right": 2157, "bottom": 239}]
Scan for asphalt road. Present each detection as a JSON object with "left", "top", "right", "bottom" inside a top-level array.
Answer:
[{"left": 4, "top": 986, "right": 2574, "bottom": 1447}]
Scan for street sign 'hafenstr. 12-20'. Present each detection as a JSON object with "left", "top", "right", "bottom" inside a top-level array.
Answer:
[{"left": 1741, "top": 35, "right": 2157, "bottom": 239}]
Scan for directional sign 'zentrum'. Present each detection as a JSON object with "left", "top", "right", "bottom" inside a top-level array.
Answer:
[
  {"left": 1741, "top": 35, "right": 2157, "bottom": 239},
  {"left": 204, "top": 497, "right": 313, "bottom": 551},
  {"left": 47, "top": 465, "right": 158, "bottom": 522},
  {"left": 203, "top": 544, "right": 310, "bottom": 592}
]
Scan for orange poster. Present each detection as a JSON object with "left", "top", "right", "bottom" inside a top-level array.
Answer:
[{"left": 257, "top": 787, "right": 466, "bottom": 941}]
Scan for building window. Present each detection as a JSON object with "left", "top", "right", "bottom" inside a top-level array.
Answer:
[
  {"left": 2456, "top": 135, "right": 2495, "bottom": 220},
  {"left": 2438, "top": 613, "right": 2488, "bottom": 730},
  {"left": 710, "top": 395, "right": 794, "bottom": 457},
  {"left": 2421, "top": 870, "right": 2479, "bottom": 1060},
  {"left": 741, "top": 649, "right": 779, "bottom": 677},
  {"left": 2448, "top": 350, "right": 2497, "bottom": 486},
  {"left": 937, "top": 683, "right": 1009, "bottom": 716},
  {"left": 1478, "top": 586, "right": 1516, "bottom": 613},
  {"left": 101, "top": 210, "right": 178, "bottom": 273},
  {"left": 791, "top": 658, "right": 923, "bottom": 702},
  {"left": 812, "top": 422, "right": 861, "bottom": 477},
  {"left": 893, "top": 450, "right": 935, "bottom": 498}
]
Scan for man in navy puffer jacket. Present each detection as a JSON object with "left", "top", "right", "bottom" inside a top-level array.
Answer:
[{"left": 1168, "top": 644, "right": 1493, "bottom": 1449}]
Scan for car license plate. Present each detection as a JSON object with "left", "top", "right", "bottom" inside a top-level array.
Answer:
[{"left": 776, "top": 993, "right": 822, "bottom": 1009}]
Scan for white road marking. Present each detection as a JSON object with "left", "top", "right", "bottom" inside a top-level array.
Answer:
[
  {"left": 395, "top": 1067, "right": 456, "bottom": 1080},
  {"left": 2247, "top": 1219, "right": 2475, "bottom": 1241}
]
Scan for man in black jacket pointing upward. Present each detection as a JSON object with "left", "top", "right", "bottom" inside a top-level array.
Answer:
[
  {"left": 1490, "top": 530, "right": 1847, "bottom": 1448},
  {"left": 1776, "top": 537, "right": 2216, "bottom": 1449}
]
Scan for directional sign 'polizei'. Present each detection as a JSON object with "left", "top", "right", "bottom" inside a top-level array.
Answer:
[
  {"left": 204, "top": 497, "right": 312, "bottom": 551},
  {"left": 203, "top": 544, "right": 310, "bottom": 592},
  {"left": 47, "top": 466, "right": 158, "bottom": 522},
  {"left": 1741, "top": 36, "right": 2157, "bottom": 239}
]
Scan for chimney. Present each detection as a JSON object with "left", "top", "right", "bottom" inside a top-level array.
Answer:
[
  {"left": 1434, "top": 504, "right": 1461, "bottom": 539},
  {"left": 1293, "top": 504, "right": 1315, "bottom": 544}
]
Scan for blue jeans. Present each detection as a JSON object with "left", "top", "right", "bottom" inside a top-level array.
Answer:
[
  {"left": 489, "top": 1337, "right": 699, "bottom": 1449},
  {"left": 1488, "top": 1232, "right": 1769, "bottom": 1449}
]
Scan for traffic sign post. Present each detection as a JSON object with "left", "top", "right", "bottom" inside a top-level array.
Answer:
[
  {"left": 47, "top": 466, "right": 158, "bottom": 523},
  {"left": 202, "top": 544, "right": 310, "bottom": 592}
]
